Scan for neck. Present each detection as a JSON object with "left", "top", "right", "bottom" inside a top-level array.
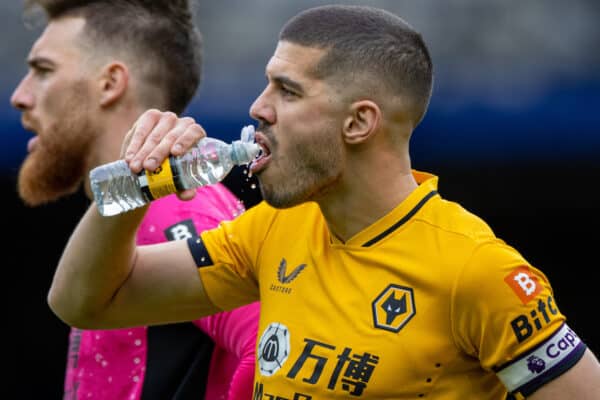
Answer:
[{"left": 318, "top": 156, "right": 417, "bottom": 243}]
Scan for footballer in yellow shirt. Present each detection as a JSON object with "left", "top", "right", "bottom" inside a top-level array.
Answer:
[{"left": 188, "top": 171, "right": 585, "bottom": 399}]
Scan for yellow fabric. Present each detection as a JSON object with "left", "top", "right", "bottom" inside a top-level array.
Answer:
[{"left": 197, "top": 170, "right": 565, "bottom": 399}]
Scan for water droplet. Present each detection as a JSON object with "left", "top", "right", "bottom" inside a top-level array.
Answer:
[
  {"left": 133, "top": 357, "right": 141, "bottom": 364},
  {"left": 132, "top": 375, "right": 140, "bottom": 382},
  {"left": 134, "top": 339, "right": 142, "bottom": 346},
  {"left": 251, "top": 183, "right": 257, "bottom": 190}
]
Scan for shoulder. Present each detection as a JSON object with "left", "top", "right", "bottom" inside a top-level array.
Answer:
[
  {"left": 233, "top": 200, "right": 322, "bottom": 236},
  {"left": 137, "top": 185, "right": 244, "bottom": 245}
]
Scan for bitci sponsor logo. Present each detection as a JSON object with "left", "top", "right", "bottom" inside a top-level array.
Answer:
[{"left": 504, "top": 266, "right": 542, "bottom": 305}]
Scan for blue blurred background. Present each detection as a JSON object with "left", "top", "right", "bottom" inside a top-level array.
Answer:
[
  {"left": 2, "top": 1, "right": 598, "bottom": 397},
  {"left": 3, "top": 0, "right": 599, "bottom": 172}
]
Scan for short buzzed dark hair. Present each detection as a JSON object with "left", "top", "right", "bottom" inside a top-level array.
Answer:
[
  {"left": 280, "top": 5, "right": 433, "bottom": 126},
  {"left": 25, "top": 0, "right": 202, "bottom": 114}
]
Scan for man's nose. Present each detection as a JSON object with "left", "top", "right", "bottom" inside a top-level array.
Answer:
[
  {"left": 10, "top": 78, "right": 34, "bottom": 111},
  {"left": 249, "top": 90, "right": 274, "bottom": 124}
]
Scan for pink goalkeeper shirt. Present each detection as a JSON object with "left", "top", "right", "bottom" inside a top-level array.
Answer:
[{"left": 63, "top": 184, "right": 259, "bottom": 399}]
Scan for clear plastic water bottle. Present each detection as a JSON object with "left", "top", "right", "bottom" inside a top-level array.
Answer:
[{"left": 90, "top": 125, "right": 260, "bottom": 217}]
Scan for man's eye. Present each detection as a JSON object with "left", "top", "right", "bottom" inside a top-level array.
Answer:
[
  {"left": 281, "top": 87, "right": 297, "bottom": 97},
  {"left": 33, "top": 66, "right": 52, "bottom": 77}
]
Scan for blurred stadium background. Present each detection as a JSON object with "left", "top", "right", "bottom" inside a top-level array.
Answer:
[{"left": 2, "top": 1, "right": 598, "bottom": 397}]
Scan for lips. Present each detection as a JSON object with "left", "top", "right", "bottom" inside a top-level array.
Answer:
[
  {"left": 27, "top": 136, "right": 39, "bottom": 153},
  {"left": 249, "top": 131, "right": 272, "bottom": 175},
  {"left": 21, "top": 114, "right": 37, "bottom": 133}
]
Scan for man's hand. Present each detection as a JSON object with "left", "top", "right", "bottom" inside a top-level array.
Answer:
[{"left": 121, "top": 109, "right": 207, "bottom": 200}]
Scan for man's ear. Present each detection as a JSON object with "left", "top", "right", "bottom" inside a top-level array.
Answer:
[
  {"left": 99, "top": 62, "right": 129, "bottom": 107},
  {"left": 342, "top": 100, "right": 381, "bottom": 144}
]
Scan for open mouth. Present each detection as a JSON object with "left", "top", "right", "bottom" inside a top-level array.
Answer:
[{"left": 250, "top": 133, "right": 272, "bottom": 174}]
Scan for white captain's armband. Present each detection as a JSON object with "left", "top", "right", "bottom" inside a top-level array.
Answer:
[{"left": 496, "top": 323, "right": 586, "bottom": 398}]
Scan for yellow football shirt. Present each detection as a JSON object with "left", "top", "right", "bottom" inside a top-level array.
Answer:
[{"left": 189, "top": 171, "right": 586, "bottom": 399}]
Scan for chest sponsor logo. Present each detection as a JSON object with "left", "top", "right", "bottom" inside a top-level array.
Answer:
[
  {"left": 256, "top": 322, "right": 380, "bottom": 398},
  {"left": 164, "top": 219, "right": 198, "bottom": 241},
  {"left": 504, "top": 265, "right": 542, "bottom": 305},
  {"left": 372, "top": 284, "right": 416, "bottom": 333}
]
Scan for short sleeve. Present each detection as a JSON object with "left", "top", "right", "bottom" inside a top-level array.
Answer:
[{"left": 452, "top": 241, "right": 585, "bottom": 397}]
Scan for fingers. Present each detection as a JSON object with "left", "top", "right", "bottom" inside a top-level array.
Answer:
[
  {"left": 171, "top": 123, "right": 206, "bottom": 158},
  {"left": 124, "top": 109, "right": 163, "bottom": 168},
  {"left": 123, "top": 110, "right": 206, "bottom": 173},
  {"left": 137, "top": 112, "right": 184, "bottom": 171},
  {"left": 176, "top": 189, "right": 198, "bottom": 202}
]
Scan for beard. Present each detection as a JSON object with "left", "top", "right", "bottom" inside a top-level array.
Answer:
[
  {"left": 18, "top": 105, "right": 94, "bottom": 206},
  {"left": 259, "top": 125, "right": 343, "bottom": 209}
]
